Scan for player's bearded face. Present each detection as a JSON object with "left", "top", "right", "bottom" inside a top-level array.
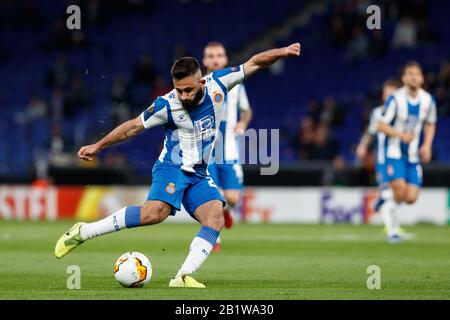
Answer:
[
  {"left": 173, "top": 73, "right": 205, "bottom": 108},
  {"left": 181, "top": 85, "right": 204, "bottom": 108}
]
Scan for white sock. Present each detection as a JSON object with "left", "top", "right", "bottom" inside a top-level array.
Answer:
[
  {"left": 380, "top": 199, "right": 400, "bottom": 237},
  {"left": 216, "top": 235, "right": 221, "bottom": 244},
  {"left": 79, "top": 206, "right": 141, "bottom": 240},
  {"left": 175, "top": 226, "right": 219, "bottom": 278}
]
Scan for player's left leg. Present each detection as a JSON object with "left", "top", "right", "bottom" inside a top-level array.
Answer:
[
  {"left": 54, "top": 201, "right": 173, "bottom": 258},
  {"left": 169, "top": 176, "right": 225, "bottom": 288}
]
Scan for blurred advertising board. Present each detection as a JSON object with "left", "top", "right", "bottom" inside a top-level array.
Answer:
[{"left": 0, "top": 185, "right": 448, "bottom": 225}]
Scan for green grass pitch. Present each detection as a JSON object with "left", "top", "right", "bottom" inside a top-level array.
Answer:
[{"left": 0, "top": 221, "right": 449, "bottom": 299}]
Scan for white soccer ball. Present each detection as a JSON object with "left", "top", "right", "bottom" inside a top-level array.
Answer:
[{"left": 113, "top": 252, "right": 152, "bottom": 288}]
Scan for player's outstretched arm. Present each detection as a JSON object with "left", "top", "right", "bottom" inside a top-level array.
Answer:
[
  {"left": 77, "top": 115, "right": 144, "bottom": 161},
  {"left": 243, "top": 43, "right": 301, "bottom": 78}
]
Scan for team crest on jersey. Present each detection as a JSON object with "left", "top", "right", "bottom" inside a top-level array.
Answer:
[
  {"left": 168, "top": 92, "right": 176, "bottom": 99},
  {"left": 387, "top": 165, "right": 394, "bottom": 176},
  {"left": 213, "top": 91, "right": 223, "bottom": 103},
  {"left": 165, "top": 182, "right": 176, "bottom": 194}
]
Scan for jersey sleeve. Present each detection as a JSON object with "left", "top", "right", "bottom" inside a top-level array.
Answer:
[
  {"left": 426, "top": 96, "right": 437, "bottom": 123},
  {"left": 237, "top": 84, "right": 251, "bottom": 111},
  {"left": 367, "top": 108, "right": 379, "bottom": 135},
  {"left": 212, "top": 64, "right": 245, "bottom": 93},
  {"left": 380, "top": 95, "right": 397, "bottom": 124},
  {"left": 140, "top": 97, "right": 169, "bottom": 129}
]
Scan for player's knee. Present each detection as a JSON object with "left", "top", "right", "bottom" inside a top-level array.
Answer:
[
  {"left": 209, "top": 214, "right": 225, "bottom": 231},
  {"left": 140, "top": 202, "right": 169, "bottom": 225},
  {"left": 405, "top": 193, "right": 419, "bottom": 205},
  {"left": 204, "top": 209, "right": 225, "bottom": 230},
  {"left": 393, "top": 190, "right": 405, "bottom": 203}
]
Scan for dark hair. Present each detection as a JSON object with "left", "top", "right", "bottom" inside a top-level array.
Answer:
[
  {"left": 205, "top": 41, "right": 225, "bottom": 50},
  {"left": 383, "top": 79, "right": 400, "bottom": 88},
  {"left": 402, "top": 61, "right": 422, "bottom": 75},
  {"left": 170, "top": 57, "right": 201, "bottom": 80}
]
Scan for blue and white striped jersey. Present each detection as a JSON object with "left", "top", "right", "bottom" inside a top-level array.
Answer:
[
  {"left": 140, "top": 65, "right": 246, "bottom": 174},
  {"left": 379, "top": 86, "right": 437, "bottom": 163}
]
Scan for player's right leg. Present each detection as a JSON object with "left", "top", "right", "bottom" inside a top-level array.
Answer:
[
  {"left": 54, "top": 201, "right": 172, "bottom": 258},
  {"left": 169, "top": 175, "right": 225, "bottom": 288},
  {"left": 169, "top": 199, "right": 224, "bottom": 288}
]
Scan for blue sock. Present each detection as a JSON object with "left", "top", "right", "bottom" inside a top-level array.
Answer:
[
  {"left": 196, "top": 225, "right": 220, "bottom": 246},
  {"left": 125, "top": 206, "right": 141, "bottom": 228}
]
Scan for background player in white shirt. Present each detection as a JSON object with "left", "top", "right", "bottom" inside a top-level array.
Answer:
[
  {"left": 203, "top": 42, "right": 253, "bottom": 252},
  {"left": 377, "top": 61, "right": 437, "bottom": 242},
  {"left": 356, "top": 80, "right": 399, "bottom": 231},
  {"left": 356, "top": 80, "right": 399, "bottom": 163}
]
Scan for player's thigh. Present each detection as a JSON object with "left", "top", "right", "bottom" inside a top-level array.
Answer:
[
  {"left": 194, "top": 200, "right": 225, "bottom": 230},
  {"left": 385, "top": 159, "right": 407, "bottom": 202},
  {"left": 389, "top": 178, "right": 407, "bottom": 202},
  {"left": 140, "top": 200, "right": 172, "bottom": 225},
  {"left": 147, "top": 163, "right": 189, "bottom": 215},
  {"left": 406, "top": 162, "right": 423, "bottom": 188}
]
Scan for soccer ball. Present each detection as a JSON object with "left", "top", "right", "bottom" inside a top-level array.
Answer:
[{"left": 113, "top": 252, "right": 152, "bottom": 288}]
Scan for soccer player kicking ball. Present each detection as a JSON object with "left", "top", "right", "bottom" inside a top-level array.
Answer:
[
  {"left": 376, "top": 61, "right": 436, "bottom": 243},
  {"left": 54, "top": 43, "right": 301, "bottom": 288},
  {"left": 202, "top": 42, "right": 253, "bottom": 252}
]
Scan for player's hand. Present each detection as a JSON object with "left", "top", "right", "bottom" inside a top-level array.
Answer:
[
  {"left": 234, "top": 121, "right": 248, "bottom": 135},
  {"left": 77, "top": 143, "right": 101, "bottom": 161},
  {"left": 283, "top": 43, "right": 301, "bottom": 58},
  {"left": 399, "top": 132, "right": 414, "bottom": 144},
  {"left": 420, "top": 145, "right": 432, "bottom": 163},
  {"left": 356, "top": 145, "right": 367, "bottom": 160}
]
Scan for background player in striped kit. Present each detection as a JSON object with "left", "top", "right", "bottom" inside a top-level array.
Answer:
[
  {"left": 203, "top": 42, "right": 253, "bottom": 252},
  {"left": 356, "top": 80, "right": 399, "bottom": 234},
  {"left": 376, "top": 61, "right": 437, "bottom": 243}
]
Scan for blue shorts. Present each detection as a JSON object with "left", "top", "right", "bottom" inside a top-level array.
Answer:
[
  {"left": 208, "top": 162, "right": 243, "bottom": 190},
  {"left": 147, "top": 161, "right": 225, "bottom": 219},
  {"left": 382, "top": 158, "right": 422, "bottom": 187},
  {"left": 375, "top": 163, "right": 386, "bottom": 186}
]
